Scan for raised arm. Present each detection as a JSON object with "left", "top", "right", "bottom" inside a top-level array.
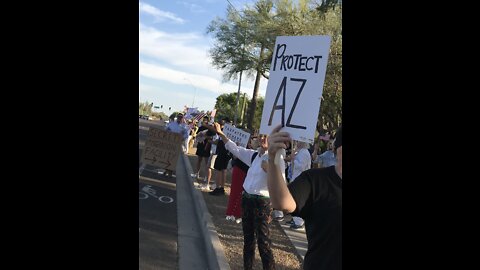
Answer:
[
  {"left": 267, "top": 125, "right": 296, "bottom": 213},
  {"left": 214, "top": 122, "right": 256, "bottom": 166}
]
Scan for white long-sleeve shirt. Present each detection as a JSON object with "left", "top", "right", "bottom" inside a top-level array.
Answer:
[
  {"left": 166, "top": 121, "right": 189, "bottom": 140},
  {"left": 224, "top": 140, "right": 285, "bottom": 197},
  {"left": 315, "top": 150, "right": 337, "bottom": 168},
  {"left": 291, "top": 148, "right": 312, "bottom": 181}
]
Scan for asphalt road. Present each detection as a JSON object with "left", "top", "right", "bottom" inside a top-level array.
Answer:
[{"left": 139, "top": 127, "right": 178, "bottom": 270}]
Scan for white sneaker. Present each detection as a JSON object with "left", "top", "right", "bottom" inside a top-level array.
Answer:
[
  {"left": 201, "top": 184, "right": 210, "bottom": 191},
  {"left": 235, "top": 218, "right": 242, "bottom": 224}
]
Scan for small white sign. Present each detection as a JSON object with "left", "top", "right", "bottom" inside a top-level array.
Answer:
[
  {"left": 222, "top": 124, "right": 251, "bottom": 148},
  {"left": 259, "top": 35, "right": 331, "bottom": 144}
]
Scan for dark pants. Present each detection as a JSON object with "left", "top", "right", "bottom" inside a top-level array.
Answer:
[{"left": 242, "top": 193, "right": 275, "bottom": 270}]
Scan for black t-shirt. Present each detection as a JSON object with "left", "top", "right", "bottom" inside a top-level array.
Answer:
[
  {"left": 215, "top": 138, "right": 229, "bottom": 156},
  {"left": 197, "top": 126, "right": 216, "bottom": 146},
  {"left": 288, "top": 166, "right": 342, "bottom": 270}
]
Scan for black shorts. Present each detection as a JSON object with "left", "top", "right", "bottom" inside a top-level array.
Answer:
[{"left": 214, "top": 155, "right": 231, "bottom": 170}]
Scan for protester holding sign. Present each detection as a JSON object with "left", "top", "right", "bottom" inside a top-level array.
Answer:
[
  {"left": 166, "top": 113, "right": 189, "bottom": 141},
  {"left": 193, "top": 116, "right": 215, "bottom": 179},
  {"left": 267, "top": 125, "right": 342, "bottom": 270},
  {"left": 209, "top": 117, "right": 232, "bottom": 196},
  {"left": 213, "top": 122, "right": 285, "bottom": 270}
]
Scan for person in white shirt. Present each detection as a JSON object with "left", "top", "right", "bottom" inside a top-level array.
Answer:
[
  {"left": 166, "top": 113, "right": 189, "bottom": 142},
  {"left": 184, "top": 119, "right": 193, "bottom": 154},
  {"left": 288, "top": 140, "right": 312, "bottom": 230},
  {"left": 213, "top": 122, "right": 285, "bottom": 270},
  {"left": 315, "top": 140, "right": 337, "bottom": 168}
]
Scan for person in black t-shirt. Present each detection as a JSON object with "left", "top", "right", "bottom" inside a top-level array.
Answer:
[
  {"left": 193, "top": 116, "right": 216, "bottom": 179},
  {"left": 267, "top": 125, "right": 342, "bottom": 270},
  {"left": 210, "top": 117, "right": 232, "bottom": 196}
]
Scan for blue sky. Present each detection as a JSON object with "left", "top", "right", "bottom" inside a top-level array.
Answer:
[{"left": 139, "top": 0, "right": 269, "bottom": 115}]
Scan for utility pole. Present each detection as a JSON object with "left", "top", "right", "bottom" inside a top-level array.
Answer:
[{"left": 240, "top": 92, "right": 247, "bottom": 126}]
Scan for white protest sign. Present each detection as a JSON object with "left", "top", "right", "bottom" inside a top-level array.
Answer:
[
  {"left": 222, "top": 123, "right": 251, "bottom": 148},
  {"left": 259, "top": 35, "right": 330, "bottom": 144}
]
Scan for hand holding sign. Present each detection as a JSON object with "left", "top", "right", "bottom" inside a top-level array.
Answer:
[{"left": 267, "top": 125, "right": 291, "bottom": 166}]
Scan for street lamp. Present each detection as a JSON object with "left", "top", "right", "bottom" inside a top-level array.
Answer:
[{"left": 183, "top": 78, "right": 197, "bottom": 108}]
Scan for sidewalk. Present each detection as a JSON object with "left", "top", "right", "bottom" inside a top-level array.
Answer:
[{"left": 277, "top": 215, "right": 308, "bottom": 260}]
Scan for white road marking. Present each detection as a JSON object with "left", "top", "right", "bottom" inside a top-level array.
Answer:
[{"left": 139, "top": 176, "right": 177, "bottom": 189}]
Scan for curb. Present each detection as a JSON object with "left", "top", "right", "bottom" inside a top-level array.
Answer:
[{"left": 181, "top": 154, "right": 231, "bottom": 270}]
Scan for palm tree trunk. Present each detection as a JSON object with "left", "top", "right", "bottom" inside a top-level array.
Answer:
[{"left": 247, "top": 45, "right": 265, "bottom": 130}]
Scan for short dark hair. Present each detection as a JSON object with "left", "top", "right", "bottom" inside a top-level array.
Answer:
[{"left": 334, "top": 126, "right": 342, "bottom": 150}]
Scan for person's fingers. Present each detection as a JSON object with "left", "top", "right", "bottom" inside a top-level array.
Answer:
[
  {"left": 272, "top": 142, "right": 287, "bottom": 149},
  {"left": 268, "top": 138, "right": 285, "bottom": 146},
  {"left": 276, "top": 132, "right": 291, "bottom": 139},
  {"left": 268, "top": 142, "right": 288, "bottom": 156},
  {"left": 268, "top": 132, "right": 290, "bottom": 144},
  {"left": 270, "top": 124, "right": 283, "bottom": 135}
]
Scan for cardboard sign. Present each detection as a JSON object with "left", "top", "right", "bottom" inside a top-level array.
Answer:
[
  {"left": 259, "top": 35, "right": 331, "bottom": 144},
  {"left": 222, "top": 123, "right": 251, "bottom": 148},
  {"left": 141, "top": 127, "right": 183, "bottom": 170}
]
